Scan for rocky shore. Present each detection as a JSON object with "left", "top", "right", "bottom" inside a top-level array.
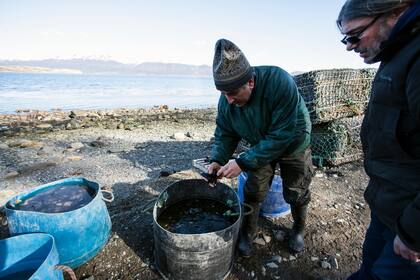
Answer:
[
  {"left": 0, "top": 107, "right": 217, "bottom": 137},
  {"left": 0, "top": 107, "right": 370, "bottom": 280}
]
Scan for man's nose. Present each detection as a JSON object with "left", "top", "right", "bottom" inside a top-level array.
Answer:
[
  {"left": 346, "top": 42, "right": 356, "bottom": 51},
  {"left": 225, "top": 95, "right": 235, "bottom": 104}
]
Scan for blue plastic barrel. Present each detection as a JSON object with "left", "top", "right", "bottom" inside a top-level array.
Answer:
[
  {"left": 5, "top": 177, "right": 112, "bottom": 269},
  {"left": 0, "top": 233, "right": 63, "bottom": 280},
  {"left": 237, "top": 172, "right": 291, "bottom": 218}
]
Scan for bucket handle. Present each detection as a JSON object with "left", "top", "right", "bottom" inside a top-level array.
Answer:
[
  {"left": 222, "top": 202, "right": 254, "bottom": 217},
  {"left": 55, "top": 265, "right": 77, "bottom": 280},
  {"left": 101, "top": 189, "right": 114, "bottom": 203},
  {"left": 241, "top": 202, "right": 254, "bottom": 216}
]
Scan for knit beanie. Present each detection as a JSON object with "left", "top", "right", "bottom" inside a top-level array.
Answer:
[{"left": 212, "top": 39, "right": 254, "bottom": 91}]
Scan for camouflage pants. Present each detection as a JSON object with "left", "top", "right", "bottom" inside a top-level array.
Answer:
[{"left": 243, "top": 148, "right": 313, "bottom": 207}]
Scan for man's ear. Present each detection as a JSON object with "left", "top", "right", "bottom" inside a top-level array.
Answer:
[
  {"left": 248, "top": 78, "right": 255, "bottom": 90},
  {"left": 391, "top": 5, "right": 409, "bottom": 19}
]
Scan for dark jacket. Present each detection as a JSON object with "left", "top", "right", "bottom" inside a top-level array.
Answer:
[
  {"left": 211, "top": 66, "right": 311, "bottom": 171},
  {"left": 361, "top": 12, "right": 420, "bottom": 251}
]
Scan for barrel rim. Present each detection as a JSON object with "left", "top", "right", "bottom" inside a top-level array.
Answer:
[
  {"left": 0, "top": 232, "right": 58, "bottom": 277},
  {"left": 152, "top": 179, "right": 242, "bottom": 236},
  {"left": 4, "top": 177, "right": 101, "bottom": 215}
]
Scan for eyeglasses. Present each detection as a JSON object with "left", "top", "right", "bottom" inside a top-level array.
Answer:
[{"left": 341, "top": 15, "right": 382, "bottom": 45}]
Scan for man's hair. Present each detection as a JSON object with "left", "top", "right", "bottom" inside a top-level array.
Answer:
[{"left": 337, "top": 0, "right": 415, "bottom": 29}]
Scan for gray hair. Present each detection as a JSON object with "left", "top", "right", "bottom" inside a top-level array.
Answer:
[{"left": 337, "top": 0, "right": 415, "bottom": 28}]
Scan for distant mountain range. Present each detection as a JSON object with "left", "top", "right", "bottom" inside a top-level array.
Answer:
[{"left": 0, "top": 59, "right": 212, "bottom": 76}]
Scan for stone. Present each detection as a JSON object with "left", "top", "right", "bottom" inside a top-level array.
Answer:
[
  {"left": 67, "top": 156, "right": 83, "bottom": 161},
  {"left": 4, "top": 171, "right": 20, "bottom": 179},
  {"left": 159, "top": 170, "right": 173, "bottom": 177},
  {"left": 321, "top": 261, "right": 332, "bottom": 269},
  {"left": 36, "top": 123, "right": 52, "bottom": 129},
  {"left": 107, "top": 148, "right": 126, "bottom": 154},
  {"left": 311, "top": 256, "right": 319, "bottom": 262},
  {"left": 135, "top": 143, "right": 149, "bottom": 149},
  {"left": 270, "top": 255, "right": 282, "bottom": 263},
  {"left": 262, "top": 234, "right": 271, "bottom": 244},
  {"left": 314, "top": 172, "right": 324, "bottom": 178},
  {"left": 0, "top": 143, "right": 9, "bottom": 149},
  {"left": 37, "top": 146, "right": 56, "bottom": 156},
  {"left": 9, "top": 140, "right": 43, "bottom": 148},
  {"left": 261, "top": 266, "right": 266, "bottom": 277},
  {"left": 327, "top": 255, "right": 339, "bottom": 269},
  {"left": 356, "top": 202, "right": 365, "bottom": 209},
  {"left": 68, "top": 120, "right": 81, "bottom": 129},
  {"left": 266, "top": 262, "right": 278, "bottom": 269},
  {"left": 337, "top": 219, "right": 345, "bottom": 224},
  {"left": 68, "top": 142, "right": 84, "bottom": 150},
  {"left": 289, "top": 255, "right": 296, "bottom": 261},
  {"left": 171, "top": 132, "right": 188, "bottom": 140},
  {"left": 89, "top": 139, "right": 108, "bottom": 148},
  {"left": 274, "top": 230, "right": 286, "bottom": 242},
  {"left": 253, "top": 237, "right": 266, "bottom": 246}
]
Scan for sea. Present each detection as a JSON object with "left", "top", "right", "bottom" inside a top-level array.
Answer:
[{"left": 0, "top": 73, "right": 219, "bottom": 114}]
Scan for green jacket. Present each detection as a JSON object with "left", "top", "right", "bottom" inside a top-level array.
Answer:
[{"left": 211, "top": 66, "right": 311, "bottom": 171}]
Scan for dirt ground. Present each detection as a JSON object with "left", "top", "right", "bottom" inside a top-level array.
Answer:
[{"left": 0, "top": 118, "right": 370, "bottom": 280}]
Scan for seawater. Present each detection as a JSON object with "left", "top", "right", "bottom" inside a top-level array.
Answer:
[
  {"left": 14, "top": 185, "right": 95, "bottom": 213},
  {"left": 0, "top": 73, "right": 217, "bottom": 114},
  {"left": 157, "top": 198, "right": 236, "bottom": 234}
]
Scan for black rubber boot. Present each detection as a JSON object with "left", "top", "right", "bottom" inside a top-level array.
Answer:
[
  {"left": 238, "top": 202, "right": 260, "bottom": 258},
  {"left": 289, "top": 204, "right": 308, "bottom": 253}
]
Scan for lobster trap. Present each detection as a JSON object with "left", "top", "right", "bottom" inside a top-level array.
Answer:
[
  {"left": 294, "top": 68, "right": 376, "bottom": 124},
  {"left": 310, "top": 115, "right": 364, "bottom": 166}
]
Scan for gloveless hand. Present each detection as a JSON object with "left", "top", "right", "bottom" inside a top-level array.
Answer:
[
  {"left": 207, "top": 162, "right": 221, "bottom": 175},
  {"left": 393, "top": 235, "right": 420, "bottom": 262},
  {"left": 217, "top": 159, "right": 242, "bottom": 178}
]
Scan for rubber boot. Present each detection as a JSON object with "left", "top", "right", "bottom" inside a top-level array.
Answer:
[
  {"left": 238, "top": 202, "right": 260, "bottom": 258},
  {"left": 289, "top": 204, "right": 308, "bottom": 252}
]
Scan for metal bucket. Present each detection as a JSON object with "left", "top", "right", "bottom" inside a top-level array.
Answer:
[
  {"left": 153, "top": 179, "right": 242, "bottom": 280},
  {"left": 5, "top": 177, "right": 113, "bottom": 269}
]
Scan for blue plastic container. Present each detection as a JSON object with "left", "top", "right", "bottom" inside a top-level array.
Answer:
[
  {"left": 0, "top": 233, "right": 63, "bottom": 280},
  {"left": 237, "top": 172, "right": 291, "bottom": 218},
  {"left": 5, "top": 177, "right": 112, "bottom": 269}
]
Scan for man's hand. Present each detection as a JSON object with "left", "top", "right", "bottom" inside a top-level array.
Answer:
[
  {"left": 393, "top": 235, "right": 420, "bottom": 262},
  {"left": 208, "top": 162, "right": 221, "bottom": 175},
  {"left": 217, "top": 159, "right": 242, "bottom": 178}
]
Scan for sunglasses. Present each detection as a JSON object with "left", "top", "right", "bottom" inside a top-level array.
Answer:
[{"left": 341, "top": 14, "right": 382, "bottom": 45}]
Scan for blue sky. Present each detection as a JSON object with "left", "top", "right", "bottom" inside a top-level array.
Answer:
[{"left": 0, "top": 0, "right": 369, "bottom": 72}]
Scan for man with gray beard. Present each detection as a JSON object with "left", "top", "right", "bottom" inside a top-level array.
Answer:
[{"left": 337, "top": 0, "right": 420, "bottom": 278}]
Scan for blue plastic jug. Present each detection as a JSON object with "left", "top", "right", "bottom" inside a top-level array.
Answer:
[
  {"left": 5, "top": 177, "right": 113, "bottom": 269},
  {"left": 0, "top": 233, "right": 63, "bottom": 280},
  {"left": 237, "top": 172, "right": 291, "bottom": 218}
]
